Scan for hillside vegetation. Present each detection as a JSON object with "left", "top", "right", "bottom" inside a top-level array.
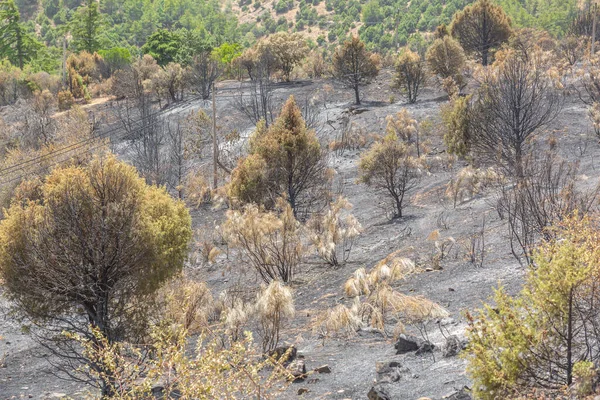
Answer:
[
  {"left": 0, "top": 0, "right": 581, "bottom": 74},
  {"left": 4, "top": 0, "right": 600, "bottom": 399}
]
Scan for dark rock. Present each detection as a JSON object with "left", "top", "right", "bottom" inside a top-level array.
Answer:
[
  {"left": 297, "top": 388, "right": 309, "bottom": 395},
  {"left": 395, "top": 334, "right": 434, "bottom": 355},
  {"left": 314, "top": 365, "right": 331, "bottom": 373},
  {"left": 368, "top": 386, "right": 391, "bottom": 400},
  {"left": 444, "top": 387, "right": 472, "bottom": 400},
  {"left": 288, "top": 359, "right": 307, "bottom": 382},
  {"left": 394, "top": 334, "right": 420, "bottom": 354},
  {"left": 442, "top": 335, "right": 466, "bottom": 358}
]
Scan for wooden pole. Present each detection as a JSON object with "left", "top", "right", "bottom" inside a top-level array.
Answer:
[
  {"left": 592, "top": 3, "right": 598, "bottom": 56},
  {"left": 62, "top": 36, "right": 67, "bottom": 89},
  {"left": 212, "top": 82, "right": 218, "bottom": 190}
]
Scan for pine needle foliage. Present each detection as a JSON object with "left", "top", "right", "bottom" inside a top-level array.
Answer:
[
  {"left": 426, "top": 36, "right": 467, "bottom": 90},
  {"left": 229, "top": 96, "right": 329, "bottom": 218},
  {"left": 331, "top": 36, "right": 380, "bottom": 105},
  {"left": 441, "top": 94, "right": 471, "bottom": 159},
  {"left": 0, "top": 154, "right": 192, "bottom": 396},
  {"left": 393, "top": 48, "right": 427, "bottom": 104},
  {"left": 450, "top": 0, "right": 513, "bottom": 66},
  {"left": 359, "top": 121, "right": 426, "bottom": 219}
]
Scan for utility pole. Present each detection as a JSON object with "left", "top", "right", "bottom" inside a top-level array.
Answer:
[
  {"left": 212, "top": 82, "right": 218, "bottom": 190},
  {"left": 593, "top": 2, "right": 598, "bottom": 56}
]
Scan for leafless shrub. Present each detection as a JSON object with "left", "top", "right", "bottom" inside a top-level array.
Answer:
[
  {"left": 188, "top": 51, "right": 221, "bottom": 100},
  {"left": 461, "top": 213, "right": 487, "bottom": 267},
  {"left": 436, "top": 210, "right": 450, "bottom": 230},
  {"left": 329, "top": 118, "right": 371, "bottom": 157},
  {"left": 20, "top": 89, "right": 56, "bottom": 148},
  {"left": 588, "top": 102, "right": 600, "bottom": 138},
  {"left": 426, "top": 230, "right": 456, "bottom": 270},
  {"left": 496, "top": 152, "right": 600, "bottom": 264}
]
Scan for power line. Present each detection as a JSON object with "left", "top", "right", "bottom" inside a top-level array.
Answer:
[{"left": 0, "top": 80, "right": 305, "bottom": 185}]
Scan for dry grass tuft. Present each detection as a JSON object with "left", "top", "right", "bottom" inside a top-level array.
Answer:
[{"left": 446, "top": 166, "right": 500, "bottom": 207}]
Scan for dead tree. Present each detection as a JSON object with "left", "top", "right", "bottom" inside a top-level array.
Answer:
[
  {"left": 470, "top": 55, "right": 562, "bottom": 178},
  {"left": 188, "top": 51, "right": 221, "bottom": 100},
  {"left": 236, "top": 45, "right": 278, "bottom": 126}
]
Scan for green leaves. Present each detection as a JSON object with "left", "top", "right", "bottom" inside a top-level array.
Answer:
[{"left": 464, "top": 215, "right": 600, "bottom": 397}]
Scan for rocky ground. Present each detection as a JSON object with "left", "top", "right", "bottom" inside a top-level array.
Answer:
[{"left": 0, "top": 71, "right": 596, "bottom": 399}]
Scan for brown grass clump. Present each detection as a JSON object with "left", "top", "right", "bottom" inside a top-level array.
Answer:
[{"left": 319, "top": 251, "right": 447, "bottom": 339}]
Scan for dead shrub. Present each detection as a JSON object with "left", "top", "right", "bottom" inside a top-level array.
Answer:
[
  {"left": 306, "top": 196, "right": 362, "bottom": 267},
  {"left": 334, "top": 253, "right": 447, "bottom": 337},
  {"left": 255, "top": 280, "right": 295, "bottom": 352},
  {"left": 496, "top": 152, "right": 600, "bottom": 264},
  {"left": 57, "top": 90, "right": 75, "bottom": 111},
  {"left": 222, "top": 197, "right": 305, "bottom": 283},
  {"left": 359, "top": 127, "right": 426, "bottom": 219},
  {"left": 157, "top": 276, "right": 214, "bottom": 333},
  {"left": 588, "top": 102, "right": 600, "bottom": 138}
]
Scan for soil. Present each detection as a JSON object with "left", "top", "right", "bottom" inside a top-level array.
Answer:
[{"left": 0, "top": 71, "right": 596, "bottom": 399}]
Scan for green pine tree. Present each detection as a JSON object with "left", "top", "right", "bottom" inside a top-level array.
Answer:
[
  {"left": 0, "top": 0, "right": 40, "bottom": 68},
  {"left": 71, "top": 0, "right": 103, "bottom": 53}
]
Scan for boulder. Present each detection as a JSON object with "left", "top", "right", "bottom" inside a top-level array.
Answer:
[
  {"left": 394, "top": 335, "right": 419, "bottom": 353},
  {"left": 314, "top": 365, "right": 331, "bottom": 373},
  {"left": 395, "top": 334, "right": 435, "bottom": 355},
  {"left": 368, "top": 386, "right": 391, "bottom": 400}
]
